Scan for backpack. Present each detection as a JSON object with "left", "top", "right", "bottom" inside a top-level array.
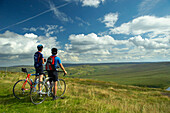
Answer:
[
  {"left": 45, "top": 56, "right": 56, "bottom": 71},
  {"left": 34, "top": 52, "right": 42, "bottom": 68}
]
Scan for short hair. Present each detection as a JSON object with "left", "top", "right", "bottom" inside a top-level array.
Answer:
[
  {"left": 51, "top": 48, "right": 57, "bottom": 55},
  {"left": 37, "top": 44, "right": 43, "bottom": 51}
]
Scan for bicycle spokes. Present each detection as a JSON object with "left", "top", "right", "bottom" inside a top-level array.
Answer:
[
  {"left": 30, "top": 82, "right": 47, "bottom": 105},
  {"left": 13, "top": 80, "right": 31, "bottom": 99},
  {"left": 57, "top": 79, "right": 66, "bottom": 97}
]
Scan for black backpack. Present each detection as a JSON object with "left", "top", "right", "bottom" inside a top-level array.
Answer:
[{"left": 34, "top": 52, "right": 42, "bottom": 68}]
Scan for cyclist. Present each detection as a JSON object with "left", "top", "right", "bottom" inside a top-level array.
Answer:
[
  {"left": 47, "top": 48, "right": 67, "bottom": 100},
  {"left": 34, "top": 44, "right": 45, "bottom": 84}
]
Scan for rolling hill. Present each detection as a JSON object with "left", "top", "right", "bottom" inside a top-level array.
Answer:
[
  {"left": 66, "top": 62, "right": 170, "bottom": 88},
  {"left": 0, "top": 71, "right": 170, "bottom": 113}
]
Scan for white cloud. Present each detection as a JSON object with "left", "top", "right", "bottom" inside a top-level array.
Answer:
[
  {"left": 110, "top": 15, "right": 170, "bottom": 37},
  {"left": 1, "top": 31, "right": 170, "bottom": 66},
  {"left": 80, "top": 0, "right": 105, "bottom": 8},
  {"left": 0, "top": 31, "right": 61, "bottom": 66},
  {"left": 63, "top": 33, "right": 170, "bottom": 63},
  {"left": 100, "top": 12, "right": 118, "bottom": 28},
  {"left": 138, "top": 0, "right": 161, "bottom": 15},
  {"left": 75, "top": 17, "right": 90, "bottom": 26},
  {"left": 64, "top": 0, "right": 106, "bottom": 7},
  {"left": 49, "top": 1, "right": 73, "bottom": 22},
  {"left": 66, "top": 33, "right": 127, "bottom": 54},
  {"left": 64, "top": 33, "right": 129, "bottom": 62},
  {"left": 0, "top": 31, "right": 36, "bottom": 54},
  {"left": 24, "top": 25, "right": 65, "bottom": 37},
  {"left": 129, "top": 35, "right": 169, "bottom": 49},
  {"left": 24, "top": 33, "right": 38, "bottom": 38}
]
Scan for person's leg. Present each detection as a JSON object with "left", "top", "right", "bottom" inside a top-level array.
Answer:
[
  {"left": 53, "top": 71, "right": 58, "bottom": 100},
  {"left": 34, "top": 68, "right": 40, "bottom": 90},
  {"left": 39, "top": 66, "right": 44, "bottom": 82},
  {"left": 38, "top": 66, "right": 44, "bottom": 91},
  {"left": 39, "top": 74, "right": 43, "bottom": 82},
  {"left": 54, "top": 81, "right": 58, "bottom": 96}
]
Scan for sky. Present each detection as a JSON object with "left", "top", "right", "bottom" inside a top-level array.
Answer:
[{"left": 0, "top": 0, "right": 170, "bottom": 66}]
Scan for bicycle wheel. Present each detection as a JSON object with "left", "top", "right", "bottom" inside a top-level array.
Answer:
[
  {"left": 57, "top": 79, "right": 66, "bottom": 97},
  {"left": 30, "top": 82, "right": 47, "bottom": 105},
  {"left": 13, "top": 79, "right": 31, "bottom": 99},
  {"left": 46, "top": 80, "right": 54, "bottom": 97}
]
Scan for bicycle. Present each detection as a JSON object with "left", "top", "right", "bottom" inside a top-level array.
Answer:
[
  {"left": 30, "top": 71, "right": 66, "bottom": 105},
  {"left": 13, "top": 68, "right": 38, "bottom": 99}
]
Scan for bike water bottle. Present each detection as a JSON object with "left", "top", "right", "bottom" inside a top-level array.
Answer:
[
  {"left": 34, "top": 79, "right": 38, "bottom": 88},
  {"left": 47, "top": 81, "right": 50, "bottom": 88}
]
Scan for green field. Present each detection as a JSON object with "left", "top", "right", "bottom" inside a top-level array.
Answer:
[
  {"left": 1, "top": 62, "right": 170, "bottom": 88},
  {"left": 66, "top": 62, "right": 170, "bottom": 88},
  {"left": 0, "top": 66, "right": 34, "bottom": 72},
  {"left": 0, "top": 70, "right": 170, "bottom": 113}
]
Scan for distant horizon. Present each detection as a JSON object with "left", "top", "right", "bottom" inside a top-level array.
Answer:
[{"left": 1, "top": 61, "right": 170, "bottom": 67}]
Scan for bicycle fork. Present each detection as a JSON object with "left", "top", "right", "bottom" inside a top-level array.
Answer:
[{"left": 47, "top": 82, "right": 53, "bottom": 97}]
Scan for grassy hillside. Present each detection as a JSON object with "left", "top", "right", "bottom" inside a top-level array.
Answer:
[
  {"left": 0, "top": 66, "right": 34, "bottom": 72},
  {"left": 0, "top": 71, "right": 170, "bottom": 113},
  {"left": 66, "top": 62, "right": 170, "bottom": 88},
  {"left": 1, "top": 62, "right": 170, "bottom": 88}
]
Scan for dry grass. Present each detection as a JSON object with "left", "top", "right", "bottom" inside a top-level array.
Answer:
[
  {"left": 0, "top": 72, "right": 170, "bottom": 113},
  {"left": 62, "top": 78, "right": 170, "bottom": 113}
]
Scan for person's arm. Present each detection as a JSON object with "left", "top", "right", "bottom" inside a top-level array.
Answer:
[
  {"left": 42, "top": 58, "right": 45, "bottom": 64},
  {"left": 42, "top": 53, "right": 44, "bottom": 64},
  {"left": 59, "top": 63, "right": 67, "bottom": 75}
]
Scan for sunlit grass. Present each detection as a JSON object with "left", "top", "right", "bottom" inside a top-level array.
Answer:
[{"left": 0, "top": 71, "right": 169, "bottom": 113}]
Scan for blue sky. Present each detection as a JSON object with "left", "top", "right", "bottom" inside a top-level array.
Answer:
[{"left": 0, "top": 0, "right": 170, "bottom": 66}]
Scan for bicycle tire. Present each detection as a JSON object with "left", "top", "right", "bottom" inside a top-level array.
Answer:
[
  {"left": 13, "top": 79, "right": 31, "bottom": 99},
  {"left": 57, "top": 79, "right": 66, "bottom": 97},
  {"left": 30, "top": 82, "right": 47, "bottom": 105}
]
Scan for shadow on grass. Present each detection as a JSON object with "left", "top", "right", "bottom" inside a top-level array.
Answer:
[
  {"left": 0, "top": 94, "right": 31, "bottom": 105},
  {"left": 44, "top": 96, "right": 68, "bottom": 102},
  {"left": 0, "top": 88, "right": 68, "bottom": 105}
]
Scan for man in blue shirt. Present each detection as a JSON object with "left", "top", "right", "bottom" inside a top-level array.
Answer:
[
  {"left": 34, "top": 44, "right": 45, "bottom": 84},
  {"left": 48, "top": 48, "right": 67, "bottom": 100}
]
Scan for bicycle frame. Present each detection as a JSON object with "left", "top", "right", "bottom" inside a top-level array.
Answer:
[{"left": 22, "top": 73, "right": 36, "bottom": 90}]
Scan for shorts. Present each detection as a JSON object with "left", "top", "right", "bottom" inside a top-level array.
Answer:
[
  {"left": 35, "top": 66, "right": 44, "bottom": 76},
  {"left": 48, "top": 70, "right": 58, "bottom": 82}
]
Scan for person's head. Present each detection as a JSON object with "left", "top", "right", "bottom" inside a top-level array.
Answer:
[
  {"left": 37, "top": 44, "right": 43, "bottom": 51},
  {"left": 51, "top": 48, "right": 57, "bottom": 55}
]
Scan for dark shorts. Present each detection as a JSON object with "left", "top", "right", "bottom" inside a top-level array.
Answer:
[
  {"left": 48, "top": 70, "right": 58, "bottom": 82},
  {"left": 35, "top": 66, "right": 44, "bottom": 76}
]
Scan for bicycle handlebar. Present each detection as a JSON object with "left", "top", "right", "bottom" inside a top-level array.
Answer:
[
  {"left": 44, "top": 70, "right": 66, "bottom": 76},
  {"left": 57, "top": 71, "right": 66, "bottom": 76}
]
